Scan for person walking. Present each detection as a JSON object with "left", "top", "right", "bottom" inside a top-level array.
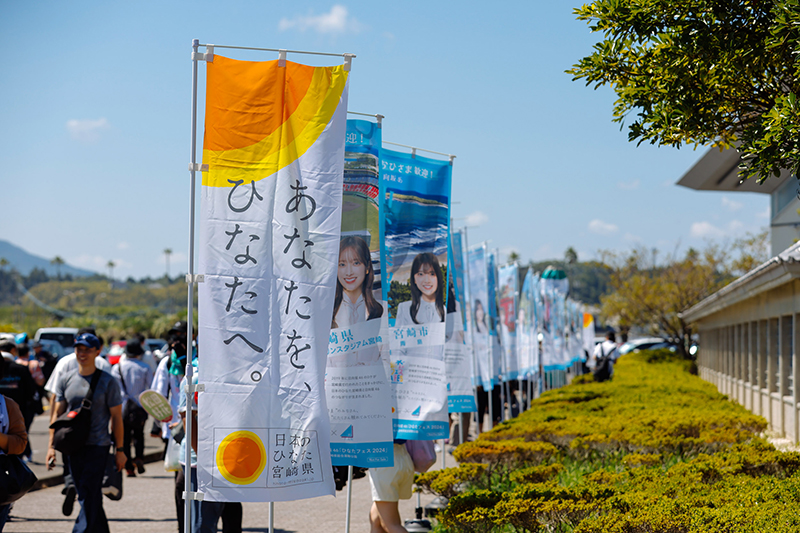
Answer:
[
  {"left": 0, "top": 362, "right": 29, "bottom": 531},
  {"left": 42, "top": 327, "right": 111, "bottom": 517},
  {"left": 45, "top": 333, "right": 126, "bottom": 533},
  {"left": 114, "top": 339, "right": 153, "bottom": 477}
]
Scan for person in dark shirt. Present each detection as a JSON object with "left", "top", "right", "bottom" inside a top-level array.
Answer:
[{"left": 0, "top": 341, "right": 36, "bottom": 424}]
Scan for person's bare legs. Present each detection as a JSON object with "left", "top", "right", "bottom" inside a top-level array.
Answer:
[{"left": 370, "top": 501, "right": 408, "bottom": 533}]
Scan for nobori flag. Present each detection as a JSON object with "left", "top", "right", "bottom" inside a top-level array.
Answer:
[{"left": 197, "top": 55, "right": 349, "bottom": 502}]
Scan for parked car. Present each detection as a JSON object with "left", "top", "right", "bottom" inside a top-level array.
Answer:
[
  {"left": 34, "top": 327, "right": 78, "bottom": 352},
  {"left": 107, "top": 341, "right": 126, "bottom": 365},
  {"left": 36, "top": 339, "right": 67, "bottom": 359},
  {"left": 144, "top": 338, "right": 168, "bottom": 360},
  {"left": 619, "top": 337, "right": 669, "bottom": 356}
]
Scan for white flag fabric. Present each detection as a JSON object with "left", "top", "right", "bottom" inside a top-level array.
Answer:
[{"left": 197, "top": 55, "right": 349, "bottom": 502}]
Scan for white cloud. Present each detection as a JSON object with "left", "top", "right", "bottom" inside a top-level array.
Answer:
[
  {"left": 690, "top": 220, "right": 746, "bottom": 240},
  {"left": 465, "top": 211, "right": 489, "bottom": 227},
  {"left": 588, "top": 219, "right": 618, "bottom": 236},
  {"left": 757, "top": 206, "right": 770, "bottom": 219},
  {"left": 728, "top": 220, "right": 744, "bottom": 233},
  {"left": 279, "top": 5, "right": 363, "bottom": 34},
  {"left": 721, "top": 195, "right": 743, "bottom": 212},
  {"left": 690, "top": 221, "right": 726, "bottom": 239},
  {"left": 66, "top": 118, "right": 109, "bottom": 142},
  {"left": 617, "top": 179, "right": 640, "bottom": 191},
  {"left": 382, "top": 31, "right": 395, "bottom": 40},
  {"left": 117, "top": 241, "right": 130, "bottom": 250},
  {"left": 623, "top": 233, "right": 642, "bottom": 243}
]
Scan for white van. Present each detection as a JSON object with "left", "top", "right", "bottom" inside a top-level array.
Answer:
[{"left": 34, "top": 327, "right": 78, "bottom": 353}]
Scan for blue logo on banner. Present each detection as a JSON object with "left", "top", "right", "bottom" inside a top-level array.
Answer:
[
  {"left": 341, "top": 425, "right": 353, "bottom": 439},
  {"left": 411, "top": 406, "right": 421, "bottom": 417}
]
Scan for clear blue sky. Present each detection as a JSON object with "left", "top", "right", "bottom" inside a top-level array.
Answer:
[{"left": 0, "top": 1, "right": 768, "bottom": 280}]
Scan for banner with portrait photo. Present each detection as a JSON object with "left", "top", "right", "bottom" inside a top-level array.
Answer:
[
  {"left": 445, "top": 230, "right": 476, "bottom": 413},
  {"left": 380, "top": 149, "right": 452, "bottom": 440},
  {"left": 517, "top": 269, "right": 540, "bottom": 379},
  {"left": 497, "top": 263, "right": 519, "bottom": 381},
  {"left": 468, "top": 245, "right": 492, "bottom": 389},
  {"left": 487, "top": 252, "right": 503, "bottom": 383},
  {"left": 197, "top": 56, "right": 348, "bottom": 502},
  {"left": 325, "top": 118, "right": 393, "bottom": 468}
]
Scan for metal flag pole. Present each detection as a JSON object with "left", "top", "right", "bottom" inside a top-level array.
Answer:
[
  {"left": 461, "top": 228, "right": 481, "bottom": 437},
  {"left": 345, "top": 466, "right": 354, "bottom": 533},
  {"left": 269, "top": 502, "right": 274, "bottom": 533},
  {"left": 182, "top": 38, "right": 202, "bottom": 533}
]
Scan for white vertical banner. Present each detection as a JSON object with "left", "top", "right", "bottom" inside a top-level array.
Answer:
[{"left": 197, "top": 54, "right": 349, "bottom": 502}]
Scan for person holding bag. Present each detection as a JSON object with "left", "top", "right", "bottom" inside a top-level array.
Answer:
[
  {"left": 0, "top": 367, "right": 30, "bottom": 531},
  {"left": 113, "top": 340, "right": 153, "bottom": 477},
  {"left": 45, "top": 333, "right": 126, "bottom": 533}
]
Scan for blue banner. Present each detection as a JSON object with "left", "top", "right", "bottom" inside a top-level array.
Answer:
[
  {"left": 380, "top": 148, "right": 452, "bottom": 440},
  {"left": 445, "top": 230, "right": 476, "bottom": 413},
  {"left": 326, "top": 119, "right": 393, "bottom": 468}
]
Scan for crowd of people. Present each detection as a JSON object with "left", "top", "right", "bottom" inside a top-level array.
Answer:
[{"left": 0, "top": 323, "right": 248, "bottom": 533}]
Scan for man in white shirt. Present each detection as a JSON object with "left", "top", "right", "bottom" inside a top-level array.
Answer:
[{"left": 591, "top": 330, "right": 618, "bottom": 381}]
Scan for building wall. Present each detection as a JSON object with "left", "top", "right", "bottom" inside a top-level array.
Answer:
[
  {"left": 771, "top": 185, "right": 800, "bottom": 256},
  {"left": 695, "top": 278, "right": 800, "bottom": 442}
]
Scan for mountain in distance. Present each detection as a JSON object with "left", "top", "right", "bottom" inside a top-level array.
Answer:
[{"left": 0, "top": 239, "right": 96, "bottom": 278}]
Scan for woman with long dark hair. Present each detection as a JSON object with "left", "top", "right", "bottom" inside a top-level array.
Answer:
[
  {"left": 332, "top": 236, "right": 383, "bottom": 329},
  {"left": 473, "top": 299, "right": 488, "bottom": 334},
  {"left": 396, "top": 252, "right": 445, "bottom": 326}
]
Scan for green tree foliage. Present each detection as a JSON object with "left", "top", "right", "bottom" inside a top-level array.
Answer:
[
  {"left": 600, "top": 246, "right": 732, "bottom": 356},
  {"left": 569, "top": 0, "right": 800, "bottom": 182}
]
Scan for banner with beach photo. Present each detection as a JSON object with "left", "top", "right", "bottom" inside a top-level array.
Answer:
[
  {"left": 325, "top": 118, "right": 393, "bottom": 468},
  {"left": 380, "top": 148, "right": 452, "bottom": 440},
  {"left": 445, "top": 230, "right": 476, "bottom": 412}
]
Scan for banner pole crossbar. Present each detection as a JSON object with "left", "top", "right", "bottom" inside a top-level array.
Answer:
[
  {"left": 348, "top": 111, "right": 384, "bottom": 119},
  {"left": 197, "top": 43, "right": 355, "bottom": 59},
  {"left": 383, "top": 140, "right": 455, "bottom": 161}
]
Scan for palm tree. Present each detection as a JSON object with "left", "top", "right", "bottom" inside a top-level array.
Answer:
[
  {"left": 107, "top": 260, "right": 116, "bottom": 281},
  {"left": 51, "top": 256, "right": 65, "bottom": 279},
  {"left": 0, "top": 258, "right": 8, "bottom": 272},
  {"left": 164, "top": 248, "right": 173, "bottom": 279},
  {"left": 508, "top": 251, "right": 521, "bottom": 263}
]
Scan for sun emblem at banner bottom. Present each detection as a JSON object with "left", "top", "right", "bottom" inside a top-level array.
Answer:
[{"left": 215, "top": 430, "right": 267, "bottom": 485}]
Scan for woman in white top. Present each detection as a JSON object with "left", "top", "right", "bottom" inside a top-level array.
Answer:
[
  {"left": 473, "top": 299, "right": 488, "bottom": 334},
  {"left": 329, "top": 237, "right": 383, "bottom": 367},
  {"left": 332, "top": 236, "right": 383, "bottom": 328},
  {"left": 395, "top": 252, "right": 445, "bottom": 326}
]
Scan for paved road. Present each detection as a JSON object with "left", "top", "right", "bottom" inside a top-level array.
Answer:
[{"left": 9, "top": 413, "right": 448, "bottom": 533}]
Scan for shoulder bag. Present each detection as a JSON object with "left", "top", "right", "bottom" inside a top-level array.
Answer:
[
  {"left": 117, "top": 363, "right": 149, "bottom": 426},
  {"left": 50, "top": 370, "right": 102, "bottom": 455}
]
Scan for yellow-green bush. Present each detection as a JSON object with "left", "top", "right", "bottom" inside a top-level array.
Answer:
[{"left": 420, "top": 350, "right": 800, "bottom": 533}]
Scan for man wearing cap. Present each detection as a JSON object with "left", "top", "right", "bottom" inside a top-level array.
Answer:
[
  {"left": 46, "top": 333, "right": 125, "bottom": 533},
  {"left": 43, "top": 327, "right": 111, "bottom": 516},
  {"left": 113, "top": 339, "right": 153, "bottom": 476}
]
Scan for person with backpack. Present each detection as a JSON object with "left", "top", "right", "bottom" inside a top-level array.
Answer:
[{"left": 591, "top": 330, "right": 619, "bottom": 382}]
